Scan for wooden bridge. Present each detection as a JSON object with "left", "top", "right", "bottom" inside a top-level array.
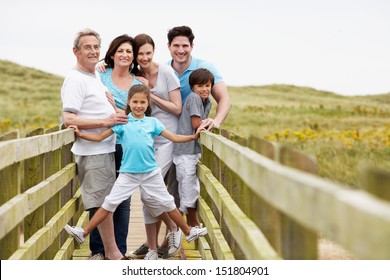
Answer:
[{"left": 1, "top": 126, "right": 390, "bottom": 260}]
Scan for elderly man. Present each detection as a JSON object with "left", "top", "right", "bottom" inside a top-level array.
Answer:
[{"left": 61, "top": 28, "right": 128, "bottom": 260}]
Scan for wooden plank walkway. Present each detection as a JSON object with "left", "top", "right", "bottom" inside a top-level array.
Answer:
[{"left": 73, "top": 189, "right": 206, "bottom": 260}]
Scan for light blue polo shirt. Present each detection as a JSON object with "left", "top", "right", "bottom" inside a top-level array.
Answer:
[
  {"left": 168, "top": 56, "right": 223, "bottom": 104},
  {"left": 111, "top": 114, "right": 165, "bottom": 173}
]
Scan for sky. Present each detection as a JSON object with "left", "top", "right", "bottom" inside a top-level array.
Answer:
[{"left": 1, "top": 0, "right": 389, "bottom": 96}]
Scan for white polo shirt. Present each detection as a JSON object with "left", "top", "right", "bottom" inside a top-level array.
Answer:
[{"left": 61, "top": 68, "right": 116, "bottom": 156}]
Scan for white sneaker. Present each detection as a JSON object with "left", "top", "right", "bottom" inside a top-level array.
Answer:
[
  {"left": 186, "top": 226, "right": 207, "bottom": 242},
  {"left": 167, "top": 228, "right": 182, "bottom": 256},
  {"left": 144, "top": 249, "right": 158, "bottom": 260},
  {"left": 64, "top": 224, "right": 85, "bottom": 244}
]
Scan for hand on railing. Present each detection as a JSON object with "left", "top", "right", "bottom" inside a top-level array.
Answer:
[{"left": 201, "top": 118, "right": 220, "bottom": 131}]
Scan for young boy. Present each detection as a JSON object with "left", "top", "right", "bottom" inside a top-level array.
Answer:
[{"left": 173, "top": 68, "right": 214, "bottom": 226}]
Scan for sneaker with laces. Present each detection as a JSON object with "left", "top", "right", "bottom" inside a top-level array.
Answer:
[
  {"left": 157, "top": 246, "right": 169, "bottom": 259},
  {"left": 131, "top": 244, "right": 149, "bottom": 258},
  {"left": 185, "top": 226, "right": 207, "bottom": 242},
  {"left": 64, "top": 224, "right": 85, "bottom": 244},
  {"left": 167, "top": 228, "right": 182, "bottom": 256},
  {"left": 144, "top": 249, "right": 158, "bottom": 260}
]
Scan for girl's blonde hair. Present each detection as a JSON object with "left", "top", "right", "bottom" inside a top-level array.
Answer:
[{"left": 124, "top": 84, "right": 152, "bottom": 116}]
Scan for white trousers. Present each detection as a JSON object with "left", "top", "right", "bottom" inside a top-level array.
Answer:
[
  {"left": 142, "top": 141, "right": 174, "bottom": 223},
  {"left": 173, "top": 153, "right": 201, "bottom": 214},
  {"left": 102, "top": 168, "right": 175, "bottom": 223}
]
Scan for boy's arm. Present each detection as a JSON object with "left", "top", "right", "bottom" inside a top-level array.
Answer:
[
  {"left": 191, "top": 116, "right": 202, "bottom": 130},
  {"left": 69, "top": 125, "right": 114, "bottom": 142}
]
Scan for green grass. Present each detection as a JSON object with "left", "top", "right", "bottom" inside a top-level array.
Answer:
[
  {"left": 0, "top": 60, "right": 63, "bottom": 133},
  {"left": 1, "top": 59, "right": 390, "bottom": 189},
  {"left": 220, "top": 85, "right": 390, "bottom": 187}
]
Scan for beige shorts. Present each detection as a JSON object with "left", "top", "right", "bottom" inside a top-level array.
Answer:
[{"left": 75, "top": 153, "right": 116, "bottom": 210}]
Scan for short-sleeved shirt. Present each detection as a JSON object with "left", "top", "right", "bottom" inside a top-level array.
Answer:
[
  {"left": 111, "top": 113, "right": 165, "bottom": 173},
  {"left": 168, "top": 56, "right": 223, "bottom": 104},
  {"left": 173, "top": 92, "right": 211, "bottom": 155},
  {"left": 99, "top": 68, "right": 143, "bottom": 110},
  {"left": 150, "top": 64, "right": 180, "bottom": 145},
  {"left": 61, "top": 68, "right": 116, "bottom": 155}
]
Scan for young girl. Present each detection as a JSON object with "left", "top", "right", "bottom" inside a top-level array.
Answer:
[{"left": 65, "top": 84, "right": 207, "bottom": 260}]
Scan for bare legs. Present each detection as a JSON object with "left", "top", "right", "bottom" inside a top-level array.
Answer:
[
  {"left": 166, "top": 208, "right": 191, "bottom": 236},
  {"left": 186, "top": 207, "right": 201, "bottom": 227},
  {"left": 144, "top": 213, "right": 178, "bottom": 250},
  {"left": 143, "top": 208, "right": 195, "bottom": 251}
]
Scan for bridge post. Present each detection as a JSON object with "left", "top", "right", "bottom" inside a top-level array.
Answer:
[
  {"left": 360, "top": 166, "right": 390, "bottom": 202},
  {"left": 43, "top": 126, "right": 62, "bottom": 259},
  {"left": 0, "top": 130, "right": 22, "bottom": 259},
  {"left": 23, "top": 128, "right": 45, "bottom": 259},
  {"left": 277, "top": 145, "right": 318, "bottom": 259}
]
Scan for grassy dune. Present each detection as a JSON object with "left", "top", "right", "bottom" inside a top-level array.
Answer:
[
  {"left": 0, "top": 60, "right": 63, "bottom": 132},
  {"left": 1, "top": 59, "right": 390, "bottom": 187},
  {"left": 220, "top": 85, "right": 390, "bottom": 187}
]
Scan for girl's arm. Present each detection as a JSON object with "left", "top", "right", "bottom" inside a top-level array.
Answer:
[
  {"left": 160, "top": 129, "right": 200, "bottom": 143},
  {"left": 69, "top": 125, "right": 114, "bottom": 142}
]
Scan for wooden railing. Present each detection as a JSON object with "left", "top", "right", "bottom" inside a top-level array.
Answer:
[
  {"left": 197, "top": 129, "right": 390, "bottom": 260},
  {"left": 1, "top": 127, "right": 390, "bottom": 260},
  {"left": 0, "top": 126, "right": 84, "bottom": 260}
]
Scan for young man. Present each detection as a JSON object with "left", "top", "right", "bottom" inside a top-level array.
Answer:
[
  {"left": 167, "top": 25, "right": 231, "bottom": 130},
  {"left": 61, "top": 28, "right": 128, "bottom": 260},
  {"left": 166, "top": 25, "right": 232, "bottom": 203}
]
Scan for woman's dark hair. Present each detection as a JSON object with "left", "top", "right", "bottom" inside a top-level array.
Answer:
[
  {"left": 103, "top": 34, "right": 137, "bottom": 73},
  {"left": 167, "top": 26, "right": 195, "bottom": 45},
  {"left": 132, "top": 33, "right": 155, "bottom": 76},
  {"left": 189, "top": 68, "right": 214, "bottom": 90},
  {"left": 124, "top": 84, "right": 152, "bottom": 116}
]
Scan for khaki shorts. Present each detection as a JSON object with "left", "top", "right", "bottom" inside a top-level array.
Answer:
[{"left": 75, "top": 153, "right": 116, "bottom": 210}]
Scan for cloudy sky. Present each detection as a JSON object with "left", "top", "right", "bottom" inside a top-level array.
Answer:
[{"left": 1, "top": 0, "right": 389, "bottom": 95}]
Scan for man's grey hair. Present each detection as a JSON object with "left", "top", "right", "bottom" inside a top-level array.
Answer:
[{"left": 73, "top": 28, "right": 101, "bottom": 49}]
